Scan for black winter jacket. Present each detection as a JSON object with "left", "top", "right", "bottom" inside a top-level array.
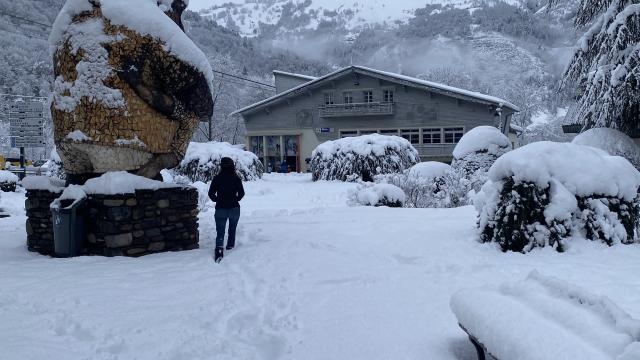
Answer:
[{"left": 208, "top": 172, "right": 245, "bottom": 209}]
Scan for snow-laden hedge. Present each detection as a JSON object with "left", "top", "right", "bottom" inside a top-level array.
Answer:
[
  {"left": 45, "top": 147, "right": 66, "bottom": 180},
  {"left": 311, "top": 134, "right": 420, "bottom": 181},
  {"left": 452, "top": 126, "right": 512, "bottom": 195},
  {"left": 475, "top": 142, "right": 640, "bottom": 252},
  {"left": 0, "top": 170, "right": 19, "bottom": 192},
  {"left": 173, "top": 142, "right": 263, "bottom": 182},
  {"left": 572, "top": 128, "right": 640, "bottom": 170},
  {"left": 349, "top": 183, "right": 405, "bottom": 208},
  {"left": 380, "top": 162, "right": 465, "bottom": 208}
]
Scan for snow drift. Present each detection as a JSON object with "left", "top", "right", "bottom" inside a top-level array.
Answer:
[
  {"left": 310, "top": 134, "right": 419, "bottom": 182},
  {"left": 475, "top": 141, "right": 640, "bottom": 252},
  {"left": 173, "top": 142, "right": 263, "bottom": 182}
]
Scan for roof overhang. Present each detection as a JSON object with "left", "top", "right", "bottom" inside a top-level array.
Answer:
[{"left": 233, "top": 66, "right": 520, "bottom": 117}]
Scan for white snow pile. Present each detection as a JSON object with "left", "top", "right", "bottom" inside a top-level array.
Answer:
[
  {"left": 173, "top": 142, "right": 264, "bottom": 182},
  {"left": 311, "top": 134, "right": 420, "bottom": 181},
  {"left": 452, "top": 126, "right": 511, "bottom": 159},
  {"left": 49, "top": 0, "right": 214, "bottom": 112},
  {"left": 22, "top": 176, "right": 66, "bottom": 193},
  {"left": 0, "top": 170, "right": 19, "bottom": 184},
  {"left": 83, "top": 171, "right": 181, "bottom": 195},
  {"left": 572, "top": 128, "right": 640, "bottom": 170},
  {"left": 451, "top": 271, "right": 640, "bottom": 360},
  {"left": 452, "top": 126, "right": 512, "bottom": 195},
  {"left": 407, "top": 161, "right": 451, "bottom": 180},
  {"left": 50, "top": 185, "right": 87, "bottom": 210},
  {"left": 475, "top": 141, "right": 640, "bottom": 252},
  {"left": 349, "top": 183, "right": 405, "bottom": 208}
]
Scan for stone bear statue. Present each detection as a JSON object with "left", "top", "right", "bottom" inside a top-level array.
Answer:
[{"left": 51, "top": 0, "right": 213, "bottom": 183}]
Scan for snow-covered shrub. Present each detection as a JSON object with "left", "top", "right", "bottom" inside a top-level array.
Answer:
[
  {"left": 349, "top": 183, "right": 405, "bottom": 208},
  {"left": 191, "top": 181, "right": 213, "bottom": 212},
  {"left": 572, "top": 128, "right": 640, "bottom": 170},
  {"left": 44, "top": 147, "right": 66, "bottom": 180},
  {"left": 0, "top": 170, "right": 19, "bottom": 192},
  {"left": 380, "top": 162, "right": 464, "bottom": 208},
  {"left": 452, "top": 126, "right": 512, "bottom": 195},
  {"left": 173, "top": 142, "right": 263, "bottom": 183},
  {"left": 475, "top": 142, "right": 640, "bottom": 252},
  {"left": 311, "top": 134, "right": 419, "bottom": 181}
]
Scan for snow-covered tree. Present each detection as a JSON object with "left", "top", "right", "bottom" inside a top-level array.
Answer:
[
  {"left": 451, "top": 126, "right": 512, "bottom": 196},
  {"left": 310, "top": 134, "right": 420, "bottom": 182},
  {"left": 475, "top": 141, "right": 640, "bottom": 252},
  {"left": 553, "top": 0, "right": 640, "bottom": 135},
  {"left": 173, "top": 141, "right": 263, "bottom": 182},
  {"left": 572, "top": 127, "right": 640, "bottom": 169}
]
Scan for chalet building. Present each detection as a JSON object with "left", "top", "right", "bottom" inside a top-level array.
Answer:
[{"left": 233, "top": 66, "right": 520, "bottom": 172}]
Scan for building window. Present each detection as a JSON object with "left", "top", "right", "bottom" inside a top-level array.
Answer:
[
  {"left": 422, "top": 128, "right": 442, "bottom": 144},
  {"left": 359, "top": 130, "right": 378, "bottom": 135},
  {"left": 380, "top": 129, "right": 399, "bottom": 135},
  {"left": 401, "top": 128, "right": 420, "bottom": 144},
  {"left": 343, "top": 92, "right": 353, "bottom": 104},
  {"left": 363, "top": 90, "right": 374, "bottom": 103},
  {"left": 444, "top": 127, "right": 464, "bottom": 143},
  {"left": 324, "top": 92, "right": 334, "bottom": 105},
  {"left": 383, "top": 89, "right": 394, "bottom": 103},
  {"left": 340, "top": 130, "right": 357, "bottom": 138}
]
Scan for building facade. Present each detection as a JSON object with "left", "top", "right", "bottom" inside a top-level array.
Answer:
[{"left": 234, "top": 66, "right": 519, "bottom": 172}]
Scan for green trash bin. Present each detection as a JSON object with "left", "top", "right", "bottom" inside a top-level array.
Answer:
[{"left": 51, "top": 198, "right": 86, "bottom": 257}]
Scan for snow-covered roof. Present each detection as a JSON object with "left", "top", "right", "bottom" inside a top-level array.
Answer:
[
  {"left": 273, "top": 70, "right": 317, "bottom": 81},
  {"left": 233, "top": 65, "right": 520, "bottom": 116}
]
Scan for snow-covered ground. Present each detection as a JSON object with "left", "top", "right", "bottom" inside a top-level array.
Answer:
[{"left": 1, "top": 173, "right": 640, "bottom": 359}]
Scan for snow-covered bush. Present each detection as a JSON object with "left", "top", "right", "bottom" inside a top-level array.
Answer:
[
  {"left": 451, "top": 126, "right": 512, "bottom": 195},
  {"left": 0, "top": 170, "right": 19, "bottom": 192},
  {"left": 349, "top": 183, "right": 405, "bottom": 208},
  {"left": 311, "top": 134, "right": 419, "bottom": 181},
  {"left": 44, "top": 148, "right": 66, "bottom": 180},
  {"left": 475, "top": 142, "right": 640, "bottom": 252},
  {"left": 380, "top": 162, "right": 464, "bottom": 208},
  {"left": 572, "top": 128, "right": 640, "bottom": 170},
  {"left": 173, "top": 142, "right": 263, "bottom": 182},
  {"left": 191, "top": 181, "right": 213, "bottom": 212}
]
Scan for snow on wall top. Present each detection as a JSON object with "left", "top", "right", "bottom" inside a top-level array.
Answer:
[
  {"left": 488, "top": 141, "right": 640, "bottom": 201},
  {"left": 83, "top": 171, "right": 181, "bottom": 195},
  {"left": 451, "top": 270, "right": 640, "bottom": 360},
  {"left": 22, "top": 176, "right": 66, "bottom": 192},
  {"left": 50, "top": 0, "right": 213, "bottom": 86},
  {"left": 452, "top": 126, "right": 512, "bottom": 159},
  {"left": 312, "top": 134, "right": 419, "bottom": 160},
  {"left": 572, "top": 128, "right": 640, "bottom": 168}
]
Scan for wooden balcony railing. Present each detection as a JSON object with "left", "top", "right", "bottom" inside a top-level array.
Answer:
[{"left": 318, "top": 102, "right": 394, "bottom": 118}]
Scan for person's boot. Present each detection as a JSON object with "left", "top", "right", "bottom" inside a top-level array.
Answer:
[
  {"left": 225, "top": 244, "right": 234, "bottom": 251},
  {"left": 214, "top": 247, "right": 223, "bottom": 263}
]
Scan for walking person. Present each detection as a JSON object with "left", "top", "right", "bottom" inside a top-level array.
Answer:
[{"left": 208, "top": 157, "right": 245, "bottom": 263}]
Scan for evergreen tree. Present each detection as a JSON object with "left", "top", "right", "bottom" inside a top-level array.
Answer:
[{"left": 553, "top": 0, "right": 640, "bottom": 134}]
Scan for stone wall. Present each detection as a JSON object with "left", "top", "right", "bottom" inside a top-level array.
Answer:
[
  {"left": 86, "top": 188, "right": 199, "bottom": 256},
  {"left": 26, "top": 189, "right": 62, "bottom": 255},
  {"left": 25, "top": 187, "right": 199, "bottom": 257}
]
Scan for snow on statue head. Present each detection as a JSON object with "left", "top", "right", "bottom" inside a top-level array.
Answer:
[{"left": 50, "top": 0, "right": 213, "bottom": 183}]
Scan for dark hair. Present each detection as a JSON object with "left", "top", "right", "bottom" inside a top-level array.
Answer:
[{"left": 219, "top": 157, "right": 239, "bottom": 178}]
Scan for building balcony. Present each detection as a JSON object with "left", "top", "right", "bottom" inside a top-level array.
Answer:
[{"left": 318, "top": 102, "right": 394, "bottom": 118}]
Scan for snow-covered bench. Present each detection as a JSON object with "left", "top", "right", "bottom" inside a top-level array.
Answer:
[{"left": 450, "top": 271, "right": 640, "bottom": 360}]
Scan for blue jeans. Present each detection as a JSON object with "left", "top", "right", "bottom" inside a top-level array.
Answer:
[{"left": 215, "top": 207, "right": 240, "bottom": 248}]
